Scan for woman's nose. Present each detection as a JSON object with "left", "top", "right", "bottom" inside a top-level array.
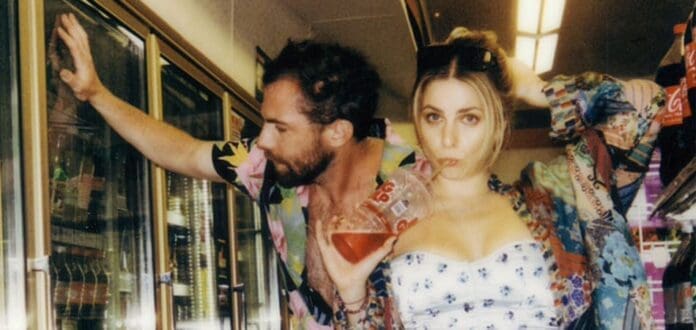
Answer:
[{"left": 441, "top": 123, "right": 457, "bottom": 148}]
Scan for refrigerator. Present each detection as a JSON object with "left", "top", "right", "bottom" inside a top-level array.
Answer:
[
  {"left": 233, "top": 190, "right": 284, "bottom": 330},
  {"left": 0, "top": 0, "right": 27, "bottom": 328},
  {"left": 160, "top": 58, "right": 232, "bottom": 329},
  {"left": 44, "top": 0, "right": 156, "bottom": 328},
  {"left": 7, "top": 0, "right": 285, "bottom": 328}
]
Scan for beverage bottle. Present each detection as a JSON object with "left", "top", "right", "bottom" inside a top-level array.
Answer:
[
  {"left": 676, "top": 12, "right": 696, "bottom": 181},
  {"left": 664, "top": 222, "right": 695, "bottom": 329},
  {"left": 119, "top": 234, "right": 134, "bottom": 321},
  {"left": 50, "top": 134, "right": 68, "bottom": 219},
  {"left": 171, "top": 234, "right": 180, "bottom": 283},
  {"left": 62, "top": 145, "right": 78, "bottom": 223},
  {"left": 75, "top": 142, "right": 94, "bottom": 224},
  {"left": 93, "top": 252, "right": 109, "bottom": 320},
  {"left": 81, "top": 250, "right": 96, "bottom": 319},
  {"left": 656, "top": 23, "right": 694, "bottom": 185},
  {"left": 664, "top": 240, "right": 679, "bottom": 327},
  {"left": 52, "top": 246, "right": 69, "bottom": 321},
  {"left": 71, "top": 248, "right": 86, "bottom": 319}
]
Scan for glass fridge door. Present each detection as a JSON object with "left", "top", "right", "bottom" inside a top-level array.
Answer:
[
  {"left": 45, "top": 0, "right": 155, "bottom": 328},
  {"left": 0, "top": 0, "right": 27, "bottom": 327},
  {"left": 161, "top": 58, "right": 231, "bottom": 329},
  {"left": 232, "top": 119, "right": 283, "bottom": 330}
]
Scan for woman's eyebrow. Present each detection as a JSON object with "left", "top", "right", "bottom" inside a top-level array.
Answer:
[{"left": 421, "top": 105, "right": 480, "bottom": 113}]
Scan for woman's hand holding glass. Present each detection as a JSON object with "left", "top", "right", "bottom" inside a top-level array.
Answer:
[{"left": 315, "top": 218, "right": 396, "bottom": 306}]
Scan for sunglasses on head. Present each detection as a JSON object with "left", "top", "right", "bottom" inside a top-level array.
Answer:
[{"left": 416, "top": 43, "right": 498, "bottom": 81}]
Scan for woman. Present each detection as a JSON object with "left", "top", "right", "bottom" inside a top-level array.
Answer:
[{"left": 316, "top": 27, "right": 664, "bottom": 329}]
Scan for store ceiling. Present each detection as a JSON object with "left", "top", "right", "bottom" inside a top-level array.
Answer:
[
  {"left": 283, "top": 0, "right": 416, "bottom": 112},
  {"left": 284, "top": 0, "right": 694, "bottom": 120},
  {"left": 424, "top": 0, "right": 693, "bottom": 80}
]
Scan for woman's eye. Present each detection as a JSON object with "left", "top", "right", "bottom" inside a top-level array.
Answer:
[
  {"left": 424, "top": 113, "right": 441, "bottom": 123},
  {"left": 275, "top": 125, "right": 287, "bottom": 133},
  {"left": 461, "top": 114, "right": 479, "bottom": 125}
]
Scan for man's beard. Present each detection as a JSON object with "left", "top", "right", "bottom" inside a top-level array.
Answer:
[{"left": 269, "top": 148, "right": 334, "bottom": 188}]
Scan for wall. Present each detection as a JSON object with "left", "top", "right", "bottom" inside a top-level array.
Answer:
[
  {"left": 137, "top": 0, "right": 312, "bottom": 96},
  {"left": 492, "top": 148, "right": 564, "bottom": 182}
]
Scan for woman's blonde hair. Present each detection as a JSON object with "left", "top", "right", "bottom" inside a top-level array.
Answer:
[{"left": 412, "top": 27, "right": 513, "bottom": 170}]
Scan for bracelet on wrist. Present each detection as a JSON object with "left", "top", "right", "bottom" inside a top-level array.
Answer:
[
  {"left": 342, "top": 294, "right": 366, "bottom": 306},
  {"left": 344, "top": 296, "right": 368, "bottom": 315},
  {"left": 337, "top": 288, "right": 368, "bottom": 315}
]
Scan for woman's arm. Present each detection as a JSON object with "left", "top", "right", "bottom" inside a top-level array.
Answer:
[
  {"left": 542, "top": 72, "right": 665, "bottom": 211},
  {"left": 507, "top": 57, "right": 549, "bottom": 108},
  {"left": 314, "top": 219, "right": 396, "bottom": 328},
  {"left": 507, "top": 50, "right": 665, "bottom": 209}
]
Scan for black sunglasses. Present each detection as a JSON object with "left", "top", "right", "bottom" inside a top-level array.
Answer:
[{"left": 416, "top": 44, "right": 498, "bottom": 81}]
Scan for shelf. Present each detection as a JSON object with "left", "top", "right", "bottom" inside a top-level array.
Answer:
[
  {"left": 653, "top": 158, "right": 696, "bottom": 217},
  {"left": 51, "top": 213, "right": 140, "bottom": 233},
  {"left": 172, "top": 283, "right": 190, "bottom": 297},
  {"left": 167, "top": 210, "right": 187, "bottom": 227}
]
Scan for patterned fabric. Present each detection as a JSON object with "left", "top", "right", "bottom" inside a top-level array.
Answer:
[
  {"left": 211, "top": 119, "right": 428, "bottom": 328},
  {"left": 333, "top": 73, "right": 665, "bottom": 329},
  {"left": 390, "top": 241, "right": 558, "bottom": 329}
]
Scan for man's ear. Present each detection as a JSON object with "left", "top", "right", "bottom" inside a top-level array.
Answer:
[{"left": 323, "top": 119, "right": 354, "bottom": 147}]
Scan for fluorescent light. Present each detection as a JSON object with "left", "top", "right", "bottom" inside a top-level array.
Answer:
[
  {"left": 535, "top": 33, "right": 558, "bottom": 73},
  {"left": 515, "top": 36, "right": 537, "bottom": 68},
  {"left": 517, "top": 0, "right": 541, "bottom": 34},
  {"left": 540, "top": 0, "right": 566, "bottom": 33},
  {"left": 516, "top": 0, "right": 565, "bottom": 73}
]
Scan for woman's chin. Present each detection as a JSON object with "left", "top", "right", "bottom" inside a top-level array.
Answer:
[
  {"left": 437, "top": 168, "right": 469, "bottom": 180},
  {"left": 436, "top": 166, "right": 487, "bottom": 181}
]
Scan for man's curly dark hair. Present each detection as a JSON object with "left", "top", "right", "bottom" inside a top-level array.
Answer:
[{"left": 263, "top": 40, "right": 381, "bottom": 141}]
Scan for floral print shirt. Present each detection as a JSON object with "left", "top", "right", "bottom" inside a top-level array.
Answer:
[
  {"left": 334, "top": 73, "right": 665, "bottom": 329},
  {"left": 211, "top": 119, "right": 427, "bottom": 329}
]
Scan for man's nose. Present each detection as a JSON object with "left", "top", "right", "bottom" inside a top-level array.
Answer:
[{"left": 257, "top": 125, "right": 273, "bottom": 152}]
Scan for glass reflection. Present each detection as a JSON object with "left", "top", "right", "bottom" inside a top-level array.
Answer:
[
  {"left": 161, "top": 59, "right": 231, "bottom": 329},
  {"left": 233, "top": 119, "right": 282, "bottom": 330},
  {"left": 0, "top": 0, "right": 26, "bottom": 327},
  {"left": 45, "top": 0, "right": 155, "bottom": 328}
]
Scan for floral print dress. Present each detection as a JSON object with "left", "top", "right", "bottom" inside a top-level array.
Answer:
[{"left": 391, "top": 241, "right": 558, "bottom": 329}]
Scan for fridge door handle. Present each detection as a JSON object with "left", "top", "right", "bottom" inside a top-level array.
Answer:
[
  {"left": 157, "top": 271, "right": 173, "bottom": 286},
  {"left": 232, "top": 283, "right": 246, "bottom": 330},
  {"left": 27, "top": 255, "right": 50, "bottom": 274}
]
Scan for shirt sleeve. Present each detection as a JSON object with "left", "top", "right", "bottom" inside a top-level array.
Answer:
[
  {"left": 211, "top": 138, "right": 267, "bottom": 201},
  {"left": 542, "top": 72, "right": 665, "bottom": 211}
]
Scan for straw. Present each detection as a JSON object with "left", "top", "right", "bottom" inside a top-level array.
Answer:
[{"left": 423, "top": 159, "right": 452, "bottom": 188}]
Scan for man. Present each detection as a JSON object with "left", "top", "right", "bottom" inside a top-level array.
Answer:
[{"left": 56, "top": 13, "right": 421, "bottom": 327}]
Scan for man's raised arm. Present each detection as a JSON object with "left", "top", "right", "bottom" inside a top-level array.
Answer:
[{"left": 55, "top": 13, "right": 224, "bottom": 182}]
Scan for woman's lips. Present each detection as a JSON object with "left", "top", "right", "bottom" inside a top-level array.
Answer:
[{"left": 438, "top": 158, "right": 459, "bottom": 167}]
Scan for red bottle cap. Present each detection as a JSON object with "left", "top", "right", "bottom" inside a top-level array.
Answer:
[{"left": 674, "top": 23, "right": 687, "bottom": 35}]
